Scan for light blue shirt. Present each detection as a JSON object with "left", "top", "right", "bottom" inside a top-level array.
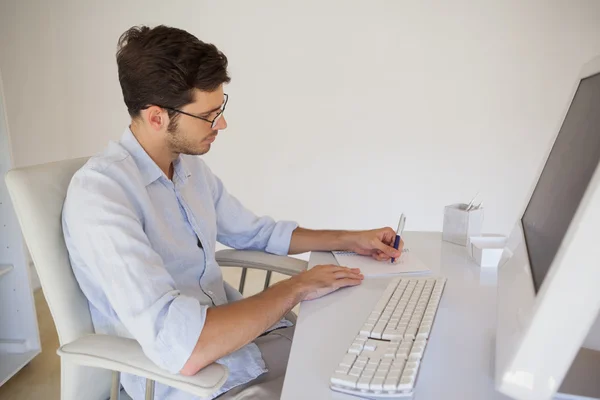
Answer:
[{"left": 62, "top": 128, "right": 297, "bottom": 400}]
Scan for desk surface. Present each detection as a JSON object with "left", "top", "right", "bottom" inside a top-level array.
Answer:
[{"left": 281, "top": 231, "right": 511, "bottom": 400}]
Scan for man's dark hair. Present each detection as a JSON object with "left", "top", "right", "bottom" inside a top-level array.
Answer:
[{"left": 116, "top": 25, "right": 230, "bottom": 119}]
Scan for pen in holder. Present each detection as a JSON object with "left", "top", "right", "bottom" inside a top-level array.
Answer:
[{"left": 442, "top": 203, "right": 484, "bottom": 246}]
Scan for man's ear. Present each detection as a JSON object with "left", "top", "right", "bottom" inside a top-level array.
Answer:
[{"left": 144, "top": 106, "right": 167, "bottom": 131}]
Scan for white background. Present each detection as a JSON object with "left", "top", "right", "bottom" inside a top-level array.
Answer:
[{"left": 1, "top": 0, "right": 600, "bottom": 242}]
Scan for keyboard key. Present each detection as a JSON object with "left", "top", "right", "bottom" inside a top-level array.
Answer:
[
  {"left": 335, "top": 365, "right": 350, "bottom": 374},
  {"left": 374, "top": 371, "right": 387, "bottom": 379},
  {"left": 405, "top": 360, "right": 419, "bottom": 369},
  {"left": 409, "top": 343, "right": 425, "bottom": 360},
  {"left": 382, "top": 330, "right": 403, "bottom": 340},
  {"left": 404, "top": 330, "right": 416, "bottom": 340},
  {"left": 396, "top": 344, "right": 412, "bottom": 359},
  {"left": 355, "top": 336, "right": 368, "bottom": 344},
  {"left": 379, "top": 359, "right": 392, "bottom": 367},
  {"left": 387, "top": 368, "right": 403, "bottom": 378},
  {"left": 349, "top": 367, "right": 362, "bottom": 377},
  {"left": 370, "top": 377, "right": 385, "bottom": 391},
  {"left": 349, "top": 344, "right": 363, "bottom": 354},
  {"left": 364, "top": 339, "right": 378, "bottom": 351},
  {"left": 357, "top": 377, "right": 372, "bottom": 390},
  {"left": 378, "top": 363, "right": 391, "bottom": 373},
  {"left": 340, "top": 353, "right": 356, "bottom": 367},
  {"left": 384, "top": 376, "right": 401, "bottom": 391},
  {"left": 331, "top": 373, "right": 358, "bottom": 388},
  {"left": 402, "top": 366, "right": 419, "bottom": 380},
  {"left": 362, "top": 369, "right": 376, "bottom": 378},
  {"left": 372, "top": 322, "right": 387, "bottom": 339},
  {"left": 360, "top": 323, "right": 375, "bottom": 336},
  {"left": 397, "top": 376, "right": 415, "bottom": 391},
  {"left": 416, "top": 331, "right": 429, "bottom": 340}
]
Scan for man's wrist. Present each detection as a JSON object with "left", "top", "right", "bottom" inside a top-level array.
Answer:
[
  {"left": 281, "top": 274, "right": 309, "bottom": 305},
  {"left": 336, "top": 230, "right": 356, "bottom": 251}
]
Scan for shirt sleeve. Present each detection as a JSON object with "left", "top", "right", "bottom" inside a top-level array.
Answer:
[
  {"left": 204, "top": 166, "right": 298, "bottom": 255},
  {"left": 62, "top": 168, "right": 205, "bottom": 374}
]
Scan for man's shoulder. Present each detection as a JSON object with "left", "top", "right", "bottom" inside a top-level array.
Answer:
[
  {"left": 82, "top": 140, "right": 134, "bottom": 174},
  {"left": 68, "top": 141, "right": 144, "bottom": 198},
  {"left": 74, "top": 142, "right": 139, "bottom": 183}
]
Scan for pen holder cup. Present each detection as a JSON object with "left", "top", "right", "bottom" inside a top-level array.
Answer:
[{"left": 442, "top": 203, "right": 484, "bottom": 246}]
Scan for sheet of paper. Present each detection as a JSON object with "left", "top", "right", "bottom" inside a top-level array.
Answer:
[{"left": 332, "top": 249, "right": 430, "bottom": 277}]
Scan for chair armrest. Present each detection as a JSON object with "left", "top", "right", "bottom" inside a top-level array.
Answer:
[
  {"left": 57, "top": 334, "right": 228, "bottom": 398},
  {"left": 215, "top": 250, "right": 307, "bottom": 276}
]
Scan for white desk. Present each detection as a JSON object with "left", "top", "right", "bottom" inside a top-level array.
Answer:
[{"left": 281, "top": 231, "right": 511, "bottom": 400}]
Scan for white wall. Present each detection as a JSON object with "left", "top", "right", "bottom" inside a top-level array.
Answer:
[{"left": 2, "top": 1, "right": 600, "bottom": 239}]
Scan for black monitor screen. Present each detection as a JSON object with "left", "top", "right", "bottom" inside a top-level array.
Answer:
[{"left": 522, "top": 72, "right": 600, "bottom": 293}]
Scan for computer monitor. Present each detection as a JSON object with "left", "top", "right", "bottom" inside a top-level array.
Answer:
[{"left": 495, "top": 55, "right": 600, "bottom": 400}]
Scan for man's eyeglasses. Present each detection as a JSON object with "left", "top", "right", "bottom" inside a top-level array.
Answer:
[{"left": 152, "top": 94, "right": 228, "bottom": 129}]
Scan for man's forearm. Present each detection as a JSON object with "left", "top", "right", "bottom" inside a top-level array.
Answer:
[
  {"left": 180, "top": 277, "right": 305, "bottom": 376},
  {"left": 288, "top": 227, "right": 352, "bottom": 254}
]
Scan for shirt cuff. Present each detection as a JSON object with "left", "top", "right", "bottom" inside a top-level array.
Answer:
[
  {"left": 265, "top": 220, "right": 298, "bottom": 256},
  {"left": 155, "top": 296, "right": 207, "bottom": 373}
]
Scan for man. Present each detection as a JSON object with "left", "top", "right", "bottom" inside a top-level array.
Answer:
[{"left": 62, "top": 25, "right": 403, "bottom": 399}]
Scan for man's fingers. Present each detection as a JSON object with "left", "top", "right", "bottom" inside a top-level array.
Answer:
[
  {"left": 329, "top": 266, "right": 361, "bottom": 274},
  {"left": 372, "top": 251, "right": 390, "bottom": 261},
  {"left": 373, "top": 239, "right": 400, "bottom": 258},
  {"left": 333, "top": 277, "right": 363, "bottom": 289},
  {"left": 381, "top": 227, "right": 396, "bottom": 246},
  {"left": 333, "top": 270, "right": 364, "bottom": 280}
]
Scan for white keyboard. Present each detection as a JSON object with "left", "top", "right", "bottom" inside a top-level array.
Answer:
[{"left": 330, "top": 277, "right": 446, "bottom": 398}]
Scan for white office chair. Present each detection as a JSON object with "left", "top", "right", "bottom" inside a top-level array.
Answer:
[{"left": 5, "top": 158, "right": 307, "bottom": 400}]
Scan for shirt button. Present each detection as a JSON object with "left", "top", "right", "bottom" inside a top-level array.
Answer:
[{"left": 208, "top": 290, "right": 214, "bottom": 295}]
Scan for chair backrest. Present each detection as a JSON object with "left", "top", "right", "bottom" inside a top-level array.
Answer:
[{"left": 5, "top": 157, "right": 111, "bottom": 400}]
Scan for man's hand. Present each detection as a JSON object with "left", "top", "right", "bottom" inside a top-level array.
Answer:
[
  {"left": 343, "top": 228, "right": 404, "bottom": 262},
  {"left": 292, "top": 264, "right": 364, "bottom": 301},
  {"left": 181, "top": 264, "right": 362, "bottom": 376}
]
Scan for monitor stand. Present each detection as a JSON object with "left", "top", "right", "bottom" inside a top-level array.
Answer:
[{"left": 556, "top": 315, "right": 600, "bottom": 400}]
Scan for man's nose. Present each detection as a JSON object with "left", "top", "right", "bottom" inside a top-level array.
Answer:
[{"left": 215, "top": 115, "right": 227, "bottom": 130}]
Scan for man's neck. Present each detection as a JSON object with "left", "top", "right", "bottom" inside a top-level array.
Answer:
[{"left": 129, "top": 122, "right": 177, "bottom": 180}]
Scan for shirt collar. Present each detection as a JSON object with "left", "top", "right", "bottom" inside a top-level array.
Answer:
[
  {"left": 120, "top": 127, "right": 193, "bottom": 186},
  {"left": 120, "top": 127, "right": 166, "bottom": 186},
  {"left": 173, "top": 155, "right": 192, "bottom": 185}
]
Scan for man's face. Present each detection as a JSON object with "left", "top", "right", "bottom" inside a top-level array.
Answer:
[{"left": 166, "top": 87, "right": 228, "bottom": 156}]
